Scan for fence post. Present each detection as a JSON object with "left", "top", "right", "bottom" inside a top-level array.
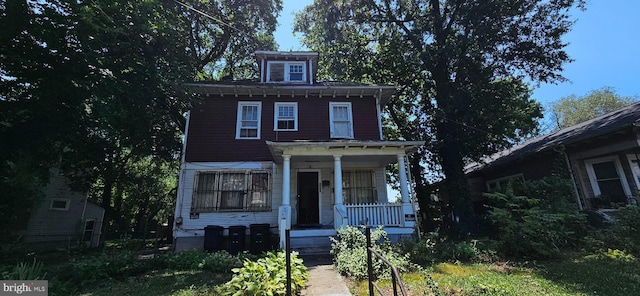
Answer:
[
  {"left": 286, "top": 229, "right": 291, "bottom": 296},
  {"left": 366, "top": 227, "right": 374, "bottom": 296}
]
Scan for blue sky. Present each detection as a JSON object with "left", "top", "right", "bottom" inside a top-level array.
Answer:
[{"left": 274, "top": 0, "right": 640, "bottom": 108}]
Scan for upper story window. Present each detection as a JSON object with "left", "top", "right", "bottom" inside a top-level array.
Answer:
[
  {"left": 329, "top": 102, "right": 353, "bottom": 139},
  {"left": 274, "top": 102, "right": 298, "bottom": 131},
  {"left": 267, "top": 61, "right": 306, "bottom": 82},
  {"left": 236, "top": 102, "right": 261, "bottom": 139},
  {"left": 50, "top": 198, "right": 70, "bottom": 211}
]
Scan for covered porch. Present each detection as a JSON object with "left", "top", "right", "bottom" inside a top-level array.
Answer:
[{"left": 266, "top": 140, "right": 423, "bottom": 248}]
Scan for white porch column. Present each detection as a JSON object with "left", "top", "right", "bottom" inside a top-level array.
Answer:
[
  {"left": 397, "top": 154, "right": 410, "bottom": 204},
  {"left": 282, "top": 155, "right": 291, "bottom": 206},
  {"left": 333, "top": 155, "right": 343, "bottom": 205},
  {"left": 279, "top": 155, "right": 292, "bottom": 248},
  {"left": 398, "top": 154, "right": 416, "bottom": 227}
]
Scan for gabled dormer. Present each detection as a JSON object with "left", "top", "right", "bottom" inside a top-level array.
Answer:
[{"left": 255, "top": 51, "right": 319, "bottom": 84}]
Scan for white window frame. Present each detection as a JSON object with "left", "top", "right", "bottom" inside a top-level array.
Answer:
[
  {"left": 49, "top": 198, "right": 70, "bottom": 211},
  {"left": 236, "top": 102, "right": 262, "bottom": 139},
  {"left": 626, "top": 154, "right": 640, "bottom": 193},
  {"left": 266, "top": 61, "right": 306, "bottom": 82},
  {"left": 274, "top": 102, "right": 298, "bottom": 131},
  {"left": 585, "top": 155, "right": 632, "bottom": 198},
  {"left": 485, "top": 174, "right": 524, "bottom": 192},
  {"left": 329, "top": 102, "right": 354, "bottom": 139}
]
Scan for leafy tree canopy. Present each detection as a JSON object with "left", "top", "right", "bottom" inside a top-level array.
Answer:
[
  {"left": 0, "top": 0, "right": 281, "bottom": 237},
  {"left": 295, "top": 0, "right": 584, "bottom": 234},
  {"left": 550, "top": 86, "right": 638, "bottom": 129}
]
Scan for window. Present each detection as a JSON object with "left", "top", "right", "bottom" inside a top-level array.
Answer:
[
  {"left": 50, "top": 198, "right": 70, "bottom": 211},
  {"left": 236, "top": 102, "right": 261, "bottom": 139},
  {"left": 585, "top": 156, "right": 631, "bottom": 204},
  {"left": 486, "top": 174, "right": 524, "bottom": 192},
  {"left": 627, "top": 154, "right": 640, "bottom": 193},
  {"left": 274, "top": 102, "right": 298, "bottom": 131},
  {"left": 343, "top": 170, "right": 376, "bottom": 204},
  {"left": 329, "top": 102, "right": 353, "bottom": 139},
  {"left": 83, "top": 220, "right": 95, "bottom": 242},
  {"left": 267, "top": 61, "right": 306, "bottom": 82},
  {"left": 191, "top": 171, "right": 271, "bottom": 212}
]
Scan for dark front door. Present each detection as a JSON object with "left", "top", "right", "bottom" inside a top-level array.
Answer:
[{"left": 297, "top": 172, "right": 319, "bottom": 225}]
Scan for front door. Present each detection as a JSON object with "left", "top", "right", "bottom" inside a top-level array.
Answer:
[{"left": 297, "top": 172, "right": 319, "bottom": 226}]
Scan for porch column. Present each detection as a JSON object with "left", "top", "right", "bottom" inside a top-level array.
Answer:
[
  {"left": 333, "top": 155, "right": 343, "bottom": 205},
  {"left": 397, "top": 154, "right": 410, "bottom": 204},
  {"left": 282, "top": 155, "right": 291, "bottom": 206},
  {"left": 279, "top": 155, "right": 292, "bottom": 248},
  {"left": 398, "top": 153, "right": 416, "bottom": 228}
]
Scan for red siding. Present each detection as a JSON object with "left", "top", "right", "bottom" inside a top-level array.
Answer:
[{"left": 185, "top": 95, "right": 381, "bottom": 162}]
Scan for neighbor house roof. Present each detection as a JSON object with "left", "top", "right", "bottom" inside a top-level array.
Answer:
[{"left": 465, "top": 101, "right": 640, "bottom": 174}]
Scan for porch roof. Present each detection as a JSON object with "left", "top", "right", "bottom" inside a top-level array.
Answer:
[{"left": 265, "top": 140, "right": 424, "bottom": 166}]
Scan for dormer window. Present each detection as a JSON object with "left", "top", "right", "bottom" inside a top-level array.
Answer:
[{"left": 267, "top": 61, "right": 306, "bottom": 82}]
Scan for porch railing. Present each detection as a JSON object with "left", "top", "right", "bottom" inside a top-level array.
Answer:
[{"left": 345, "top": 203, "right": 403, "bottom": 227}]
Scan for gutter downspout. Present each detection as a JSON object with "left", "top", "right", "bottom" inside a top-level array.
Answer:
[{"left": 376, "top": 88, "right": 383, "bottom": 140}]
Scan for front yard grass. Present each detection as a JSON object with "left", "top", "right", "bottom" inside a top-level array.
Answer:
[
  {"left": 348, "top": 255, "right": 640, "bottom": 296},
  {"left": 78, "top": 270, "right": 230, "bottom": 296}
]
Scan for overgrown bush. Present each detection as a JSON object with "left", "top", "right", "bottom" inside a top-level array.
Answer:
[
  {"left": 215, "top": 251, "right": 308, "bottom": 296},
  {"left": 588, "top": 205, "right": 640, "bottom": 256},
  {"left": 485, "top": 175, "right": 587, "bottom": 259},
  {"left": 400, "top": 233, "right": 497, "bottom": 265},
  {"left": 330, "top": 226, "right": 413, "bottom": 279},
  {"left": 162, "top": 250, "right": 244, "bottom": 272}
]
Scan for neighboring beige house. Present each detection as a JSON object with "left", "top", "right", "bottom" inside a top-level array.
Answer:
[
  {"left": 466, "top": 102, "right": 640, "bottom": 211},
  {"left": 22, "top": 169, "right": 104, "bottom": 248}
]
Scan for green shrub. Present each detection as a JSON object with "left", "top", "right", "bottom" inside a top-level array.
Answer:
[
  {"left": 331, "top": 226, "right": 413, "bottom": 279},
  {"left": 215, "top": 251, "right": 308, "bottom": 296},
  {"left": 602, "top": 206, "right": 640, "bottom": 255},
  {"left": 485, "top": 175, "right": 587, "bottom": 259}
]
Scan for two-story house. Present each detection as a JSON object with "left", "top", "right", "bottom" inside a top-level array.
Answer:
[{"left": 173, "top": 51, "right": 423, "bottom": 252}]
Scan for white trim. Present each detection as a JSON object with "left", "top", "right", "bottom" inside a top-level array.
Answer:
[
  {"left": 626, "top": 154, "right": 640, "bottom": 193},
  {"left": 235, "top": 101, "right": 262, "bottom": 139},
  {"left": 266, "top": 61, "right": 307, "bottom": 83},
  {"left": 50, "top": 198, "right": 70, "bottom": 211},
  {"left": 274, "top": 102, "right": 298, "bottom": 131},
  {"left": 329, "top": 102, "right": 354, "bottom": 139},
  {"left": 584, "top": 155, "right": 632, "bottom": 197}
]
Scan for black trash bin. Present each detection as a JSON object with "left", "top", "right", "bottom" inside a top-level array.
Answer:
[
  {"left": 228, "top": 225, "right": 246, "bottom": 255},
  {"left": 249, "top": 223, "right": 271, "bottom": 254},
  {"left": 204, "top": 225, "right": 223, "bottom": 253}
]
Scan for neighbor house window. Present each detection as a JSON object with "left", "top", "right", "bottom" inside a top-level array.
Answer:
[
  {"left": 267, "top": 61, "right": 306, "bottom": 82},
  {"left": 486, "top": 174, "right": 524, "bottom": 192},
  {"left": 274, "top": 102, "right": 298, "bottom": 131},
  {"left": 191, "top": 171, "right": 271, "bottom": 212},
  {"left": 236, "top": 102, "right": 261, "bottom": 139},
  {"left": 585, "top": 156, "right": 631, "bottom": 204},
  {"left": 627, "top": 154, "right": 640, "bottom": 195},
  {"left": 343, "top": 170, "right": 376, "bottom": 204},
  {"left": 50, "top": 198, "right": 70, "bottom": 211},
  {"left": 329, "top": 102, "right": 353, "bottom": 139}
]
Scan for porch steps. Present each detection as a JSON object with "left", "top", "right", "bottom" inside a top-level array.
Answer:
[{"left": 290, "top": 229, "right": 336, "bottom": 255}]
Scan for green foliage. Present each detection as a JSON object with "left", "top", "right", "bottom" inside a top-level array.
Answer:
[
  {"left": 400, "top": 234, "right": 497, "bottom": 265},
  {"left": 162, "top": 250, "right": 243, "bottom": 273},
  {"left": 330, "top": 226, "right": 413, "bottom": 279},
  {"left": 550, "top": 86, "right": 638, "bottom": 128},
  {"left": 589, "top": 205, "right": 640, "bottom": 256},
  {"left": 215, "top": 251, "right": 308, "bottom": 296},
  {"left": 484, "top": 176, "right": 587, "bottom": 259},
  {"left": 2, "top": 259, "right": 47, "bottom": 280},
  {"left": 294, "top": 0, "right": 582, "bottom": 224}
]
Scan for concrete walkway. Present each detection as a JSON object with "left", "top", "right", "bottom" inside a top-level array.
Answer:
[{"left": 301, "top": 254, "right": 352, "bottom": 296}]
